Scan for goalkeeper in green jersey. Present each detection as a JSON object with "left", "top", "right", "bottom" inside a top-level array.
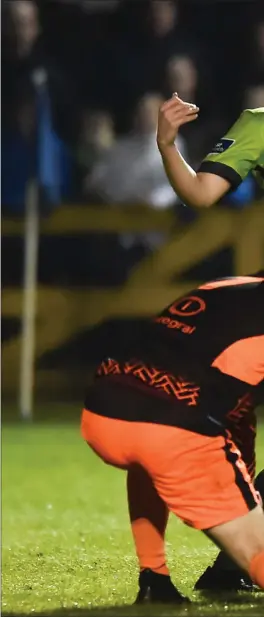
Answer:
[{"left": 157, "top": 97, "right": 264, "bottom": 206}]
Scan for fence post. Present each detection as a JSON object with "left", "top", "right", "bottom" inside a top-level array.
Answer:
[{"left": 19, "top": 180, "right": 39, "bottom": 420}]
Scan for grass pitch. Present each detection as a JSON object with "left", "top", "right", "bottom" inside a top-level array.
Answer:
[{"left": 2, "top": 412, "right": 264, "bottom": 617}]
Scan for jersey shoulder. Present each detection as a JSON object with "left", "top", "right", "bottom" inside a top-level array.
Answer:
[
  {"left": 198, "top": 107, "right": 264, "bottom": 188},
  {"left": 238, "top": 107, "right": 264, "bottom": 129},
  {"left": 210, "top": 107, "right": 263, "bottom": 149}
]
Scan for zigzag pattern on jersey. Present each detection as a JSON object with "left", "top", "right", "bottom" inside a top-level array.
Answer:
[
  {"left": 97, "top": 358, "right": 200, "bottom": 407},
  {"left": 226, "top": 393, "right": 256, "bottom": 480}
]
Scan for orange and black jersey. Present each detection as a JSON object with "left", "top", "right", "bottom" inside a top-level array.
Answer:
[{"left": 85, "top": 276, "right": 264, "bottom": 436}]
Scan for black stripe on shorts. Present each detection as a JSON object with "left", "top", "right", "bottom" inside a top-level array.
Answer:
[{"left": 223, "top": 435, "right": 257, "bottom": 511}]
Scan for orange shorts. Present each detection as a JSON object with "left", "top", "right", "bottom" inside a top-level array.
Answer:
[{"left": 81, "top": 409, "right": 259, "bottom": 530}]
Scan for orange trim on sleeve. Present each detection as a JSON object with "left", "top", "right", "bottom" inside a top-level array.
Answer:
[
  {"left": 199, "top": 277, "right": 264, "bottom": 290},
  {"left": 212, "top": 336, "right": 264, "bottom": 385}
]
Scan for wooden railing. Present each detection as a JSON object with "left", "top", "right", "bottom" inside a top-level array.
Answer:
[{"left": 2, "top": 202, "right": 264, "bottom": 398}]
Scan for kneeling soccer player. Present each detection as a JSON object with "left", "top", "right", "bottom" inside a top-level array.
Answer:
[
  {"left": 126, "top": 396, "right": 264, "bottom": 601},
  {"left": 81, "top": 273, "right": 264, "bottom": 603}
]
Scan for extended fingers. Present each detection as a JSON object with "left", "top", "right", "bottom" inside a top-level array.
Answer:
[
  {"left": 159, "top": 105, "right": 199, "bottom": 129},
  {"left": 160, "top": 104, "right": 199, "bottom": 122},
  {"left": 161, "top": 96, "right": 199, "bottom": 114},
  {"left": 179, "top": 112, "right": 199, "bottom": 125},
  {"left": 170, "top": 106, "right": 199, "bottom": 118}
]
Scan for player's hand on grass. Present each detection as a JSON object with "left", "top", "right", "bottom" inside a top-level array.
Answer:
[{"left": 157, "top": 94, "right": 199, "bottom": 149}]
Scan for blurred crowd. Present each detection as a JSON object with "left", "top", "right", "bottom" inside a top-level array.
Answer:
[
  {"left": 2, "top": 0, "right": 264, "bottom": 286},
  {"left": 2, "top": 0, "right": 264, "bottom": 214}
]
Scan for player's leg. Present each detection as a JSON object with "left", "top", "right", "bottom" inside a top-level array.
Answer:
[
  {"left": 127, "top": 465, "right": 169, "bottom": 576},
  {"left": 140, "top": 424, "right": 263, "bottom": 587},
  {"left": 128, "top": 414, "right": 264, "bottom": 597},
  {"left": 202, "top": 430, "right": 264, "bottom": 586},
  {"left": 127, "top": 465, "right": 184, "bottom": 603},
  {"left": 205, "top": 505, "right": 264, "bottom": 588},
  {"left": 195, "top": 407, "right": 258, "bottom": 591},
  {"left": 81, "top": 408, "right": 189, "bottom": 604}
]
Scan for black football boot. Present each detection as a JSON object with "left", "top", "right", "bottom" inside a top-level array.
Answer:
[
  {"left": 135, "top": 569, "right": 190, "bottom": 604},
  {"left": 195, "top": 469, "right": 264, "bottom": 592}
]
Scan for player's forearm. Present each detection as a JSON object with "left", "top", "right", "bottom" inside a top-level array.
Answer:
[{"left": 158, "top": 144, "right": 212, "bottom": 208}]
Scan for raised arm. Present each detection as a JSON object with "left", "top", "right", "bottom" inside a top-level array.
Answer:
[{"left": 157, "top": 97, "right": 261, "bottom": 208}]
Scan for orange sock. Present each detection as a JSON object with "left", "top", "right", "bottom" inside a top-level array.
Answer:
[
  {"left": 249, "top": 551, "right": 264, "bottom": 588},
  {"left": 127, "top": 465, "right": 169, "bottom": 575}
]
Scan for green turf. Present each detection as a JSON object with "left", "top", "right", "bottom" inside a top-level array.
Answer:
[{"left": 2, "top": 417, "right": 264, "bottom": 617}]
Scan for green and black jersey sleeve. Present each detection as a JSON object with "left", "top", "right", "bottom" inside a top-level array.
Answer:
[{"left": 198, "top": 108, "right": 264, "bottom": 189}]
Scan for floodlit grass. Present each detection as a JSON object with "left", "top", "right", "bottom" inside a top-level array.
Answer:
[{"left": 2, "top": 415, "right": 264, "bottom": 617}]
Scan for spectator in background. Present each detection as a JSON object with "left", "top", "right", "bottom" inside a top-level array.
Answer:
[
  {"left": 1, "top": 84, "right": 36, "bottom": 213},
  {"left": 165, "top": 55, "right": 198, "bottom": 103},
  {"left": 148, "top": 0, "right": 178, "bottom": 38},
  {"left": 2, "top": 0, "right": 42, "bottom": 119},
  {"left": 251, "top": 21, "right": 264, "bottom": 83},
  {"left": 244, "top": 84, "right": 264, "bottom": 108},
  {"left": 1, "top": 75, "right": 74, "bottom": 213},
  {"left": 86, "top": 93, "right": 187, "bottom": 208},
  {"left": 78, "top": 110, "right": 115, "bottom": 200},
  {"left": 144, "top": 0, "right": 203, "bottom": 92},
  {"left": 112, "top": 0, "right": 201, "bottom": 129},
  {"left": 8, "top": 0, "right": 40, "bottom": 59},
  {"left": 2, "top": 0, "right": 76, "bottom": 211},
  {"left": 147, "top": 0, "right": 195, "bottom": 54},
  {"left": 86, "top": 92, "right": 187, "bottom": 262},
  {"left": 85, "top": 93, "right": 188, "bottom": 258}
]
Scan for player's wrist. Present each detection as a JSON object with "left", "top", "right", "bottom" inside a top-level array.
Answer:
[{"left": 157, "top": 140, "right": 177, "bottom": 154}]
